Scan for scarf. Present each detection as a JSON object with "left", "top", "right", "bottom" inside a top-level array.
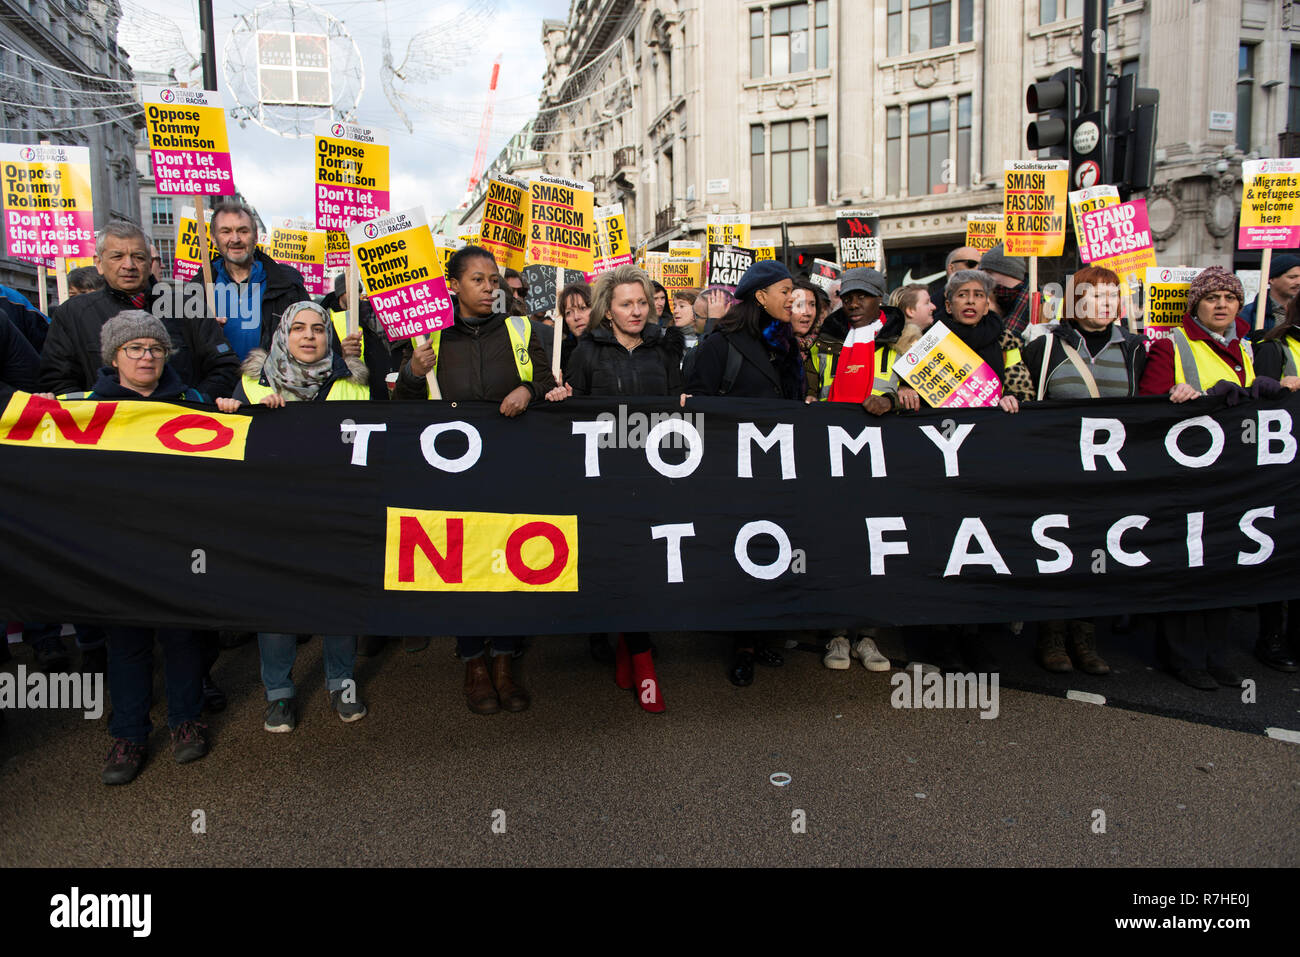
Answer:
[
  {"left": 263, "top": 305, "right": 335, "bottom": 401},
  {"left": 994, "top": 281, "right": 1031, "bottom": 336},
  {"left": 761, "top": 318, "right": 806, "bottom": 398}
]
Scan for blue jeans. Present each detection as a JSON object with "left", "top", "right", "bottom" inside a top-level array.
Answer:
[
  {"left": 258, "top": 633, "right": 356, "bottom": 702},
  {"left": 106, "top": 627, "right": 203, "bottom": 744}
]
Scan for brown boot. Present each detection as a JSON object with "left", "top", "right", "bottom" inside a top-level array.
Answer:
[
  {"left": 464, "top": 657, "right": 499, "bottom": 714},
  {"left": 1067, "top": 620, "right": 1110, "bottom": 675},
  {"left": 1036, "top": 621, "right": 1073, "bottom": 673},
  {"left": 490, "top": 652, "right": 530, "bottom": 713}
]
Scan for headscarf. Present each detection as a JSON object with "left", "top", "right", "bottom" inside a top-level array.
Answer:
[{"left": 264, "top": 301, "right": 336, "bottom": 401}]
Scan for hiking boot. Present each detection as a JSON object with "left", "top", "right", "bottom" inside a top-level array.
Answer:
[
  {"left": 1036, "top": 622, "right": 1073, "bottom": 673},
  {"left": 464, "top": 657, "right": 499, "bottom": 715},
  {"left": 822, "top": 634, "right": 851, "bottom": 670},
  {"left": 263, "top": 698, "right": 297, "bottom": 732},
  {"left": 330, "top": 688, "right": 368, "bottom": 722},
  {"left": 1066, "top": 620, "right": 1110, "bottom": 675},
  {"left": 491, "top": 652, "right": 530, "bottom": 713},
  {"left": 852, "top": 635, "right": 891, "bottom": 672},
  {"left": 102, "top": 738, "right": 146, "bottom": 785},
  {"left": 33, "top": 635, "right": 71, "bottom": 672},
  {"left": 170, "top": 720, "right": 208, "bottom": 764}
]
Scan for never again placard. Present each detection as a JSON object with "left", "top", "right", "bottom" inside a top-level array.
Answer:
[
  {"left": 1003, "top": 161, "right": 1068, "bottom": 257},
  {"left": 348, "top": 207, "right": 453, "bottom": 340},
  {"left": 0, "top": 143, "right": 95, "bottom": 267},
  {"left": 314, "top": 120, "right": 390, "bottom": 231},
  {"left": 142, "top": 87, "right": 234, "bottom": 196}
]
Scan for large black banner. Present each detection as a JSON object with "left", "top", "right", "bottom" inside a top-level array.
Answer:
[{"left": 1, "top": 390, "right": 1297, "bottom": 635}]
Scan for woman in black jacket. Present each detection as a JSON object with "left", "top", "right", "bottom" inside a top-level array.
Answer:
[
  {"left": 565, "top": 265, "right": 681, "bottom": 712},
  {"left": 685, "top": 260, "right": 802, "bottom": 686}
]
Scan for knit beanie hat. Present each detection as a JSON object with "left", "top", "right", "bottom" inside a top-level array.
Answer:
[
  {"left": 1269, "top": 253, "right": 1300, "bottom": 279},
  {"left": 1186, "top": 266, "right": 1244, "bottom": 316},
  {"left": 977, "top": 243, "right": 1027, "bottom": 282},
  {"left": 101, "top": 310, "right": 173, "bottom": 365}
]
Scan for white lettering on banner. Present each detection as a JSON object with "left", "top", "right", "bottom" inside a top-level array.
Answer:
[
  {"left": 1031, "top": 514, "right": 1073, "bottom": 573},
  {"left": 865, "top": 517, "right": 909, "bottom": 574},
  {"left": 1080, "top": 418, "right": 1127, "bottom": 472},
  {"left": 828, "top": 425, "right": 886, "bottom": 478},
  {"left": 341, "top": 422, "right": 386, "bottom": 466},
  {"left": 1165, "top": 416, "right": 1225, "bottom": 469},
  {"left": 944, "top": 518, "right": 1012, "bottom": 577},
  {"left": 737, "top": 423, "right": 796, "bottom": 480},
  {"left": 651, "top": 523, "right": 696, "bottom": 582},
  {"left": 734, "top": 520, "right": 793, "bottom": 579},
  {"left": 1186, "top": 511, "right": 1204, "bottom": 568},
  {"left": 1106, "top": 515, "right": 1150, "bottom": 567},
  {"left": 920, "top": 422, "right": 974, "bottom": 477},
  {"left": 1237, "top": 506, "right": 1275, "bottom": 565},
  {"left": 1257, "top": 410, "right": 1297, "bottom": 466},
  {"left": 419, "top": 422, "right": 482, "bottom": 473},
  {"left": 645, "top": 418, "right": 703, "bottom": 478},
  {"left": 572, "top": 420, "right": 615, "bottom": 476}
]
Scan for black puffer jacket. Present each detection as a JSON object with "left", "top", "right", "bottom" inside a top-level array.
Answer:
[
  {"left": 686, "top": 327, "right": 803, "bottom": 400},
  {"left": 392, "top": 311, "right": 556, "bottom": 402},
  {"left": 40, "top": 284, "right": 239, "bottom": 399},
  {"left": 189, "top": 248, "right": 311, "bottom": 352},
  {"left": 566, "top": 322, "right": 684, "bottom": 396}
]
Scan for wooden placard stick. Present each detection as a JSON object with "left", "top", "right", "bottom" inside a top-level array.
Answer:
[
  {"left": 413, "top": 332, "right": 441, "bottom": 399},
  {"left": 1255, "top": 247, "right": 1273, "bottom": 331}
]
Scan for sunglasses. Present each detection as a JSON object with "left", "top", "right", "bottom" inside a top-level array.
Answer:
[{"left": 952, "top": 259, "right": 979, "bottom": 269}]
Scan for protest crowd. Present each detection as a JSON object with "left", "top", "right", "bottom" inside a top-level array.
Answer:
[{"left": 3, "top": 191, "right": 1300, "bottom": 787}]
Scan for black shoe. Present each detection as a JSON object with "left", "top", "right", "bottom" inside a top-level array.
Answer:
[
  {"left": 217, "top": 631, "right": 255, "bottom": 649},
  {"left": 752, "top": 647, "right": 784, "bottom": 667},
  {"left": 960, "top": 635, "right": 999, "bottom": 672},
  {"left": 1171, "top": 668, "right": 1218, "bottom": 691},
  {"left": 588, "top": 635, "right": 614, "bottom": 664},
  {"left": 729, "top": 650, "right": 755, "bottom": 687},
  {"left": 33, "top": 636, "right": 72, "bottom": 672},
  {"left": 1207, "top": 664, "right": 1244, "bottom": 688},
  {"left": 79, "top": 645, "right": 106, "bottom": 675},
  {"left": 295, "top": 634, "right": 312, "bottom": 645},
  {"left": 170, "top": 720, "right": 209, "bottom": 764},
  {"left": 1255, "top": 635, "right": 1299, "bottom": 673},
  {"left": 201, "top": 676, "right": 227, "bottom": 714},
  {"left": 102, "top": 738, "right": 146, "bottom": 785},
  {"left": 358, "top": 635, "right": 386, "bottom": 657},
  {"left": 934, "top": 635, "right": 965, "bottom": 674}
]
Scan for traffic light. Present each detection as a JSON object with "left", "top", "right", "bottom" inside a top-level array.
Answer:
[
  {"left": 1026, "top": 68, "right": 1077, "bottom": 158},
  {"left": 1111, "top": 72, "right": 1160, "bottom": 195}
]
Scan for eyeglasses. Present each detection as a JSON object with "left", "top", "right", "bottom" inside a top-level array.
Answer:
[{"left": 120, "top": 344, "right": 167, "bottom": 359}]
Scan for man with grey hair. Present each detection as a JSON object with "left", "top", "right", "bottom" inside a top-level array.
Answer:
[{"left": 40, "top": 219, "right": 239, "bottom": 398}]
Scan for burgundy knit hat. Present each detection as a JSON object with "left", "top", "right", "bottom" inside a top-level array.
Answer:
[{"left": 1186, "top": 266, "right": 1244, "bottom": 316}]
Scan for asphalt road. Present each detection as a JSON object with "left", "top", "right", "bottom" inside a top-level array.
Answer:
[{"left": 1, "top": 630, "right": 1297, "bottom": 867}]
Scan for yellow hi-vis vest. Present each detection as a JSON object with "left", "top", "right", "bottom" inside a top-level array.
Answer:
[
  {"left": 1278, "top": 336, "right": 1300, "bottom": 378},
  {"left": 871, "top": 345, "right": 901, "bottom": 397},
  {"left": 809, "top": 342, "right": 835, "bottom": 400},
  {"left": 240, "top": 373, "right": 369, "bottom": 404},
  {"left": 330, "top": 310, "right": 364, "bottom": 362},
  {"left": 1169, "top": 327, "right": 1255, "bottom": 392},
  {"left": 425, "top": 316, "right": 534, "bottom": 389}
]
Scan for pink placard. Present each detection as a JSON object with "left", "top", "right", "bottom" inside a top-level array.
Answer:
[
  {"left": 4, "top": 208, "right": 95, "bottom": 266},
  {"left": 943, "top": 363, "right": 1002, "bottom": 408},
  {"left": 150, "top": 149, "right": 235, "bottom": 196},
  {"left": 315, "top": 186, "right": 391, "bottom": 232},
  {"left": 369, "top": 276, "right": 455, "bottom": 341}
]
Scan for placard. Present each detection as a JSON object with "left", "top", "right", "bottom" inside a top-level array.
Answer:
[
  {"left": 809, "top": 258, "right": 841, "bottom": 293},
  {"left": 142, "top": 87, "right": 234, "bottom": 196},
  {"left": 526, "top": 174, "right": 595, "bottom": 273},
  {"left": 432, "top": 233, "right": 465, "bottom": 276},
  {"left": 0, "top": 143, "right": 95, "bottom": 267},
  {"left": 893, "top": 321, "right": 1002, "bottom": 408},
  {"left": 965, "top": 213, "right": 1004, "bottom": 253},
  {"left": 659, "top": 256, "right": 702, "bottom": 293},
  {"left": 1078, "top": 198, "right": 1157, "bottom": 291},
  {"left": 593, "top": 202, "right": 634, "bottom": 273},
  {"left": 325, "top": 230, "right": 349, "bottom": 270},
  {"left": 347, "top": 207, "right": 453, "bottom": 341},
  {"left": 707, "top": 244, "right": 755, "bottom": 294},
  {"left": 519, "top": 263, "right": 586, "bottom": 314},
  {"left": 1238, "top": 158, "right": 1300, "bottom": 250},
  {"left": 480, "top": 175, "right": 528, "bottom": 273},
  {"left": 1142, "top": 266, "right": 1202, "bottom": 341},
  {"left": 752, "top": 239, "right": 778, "bottom": 262},
  {"left": 1003, "top": 161, "right": 1068, "bottom": 257},
  {"left": 173, "top": 204, "right": 212, "bottom": 283},
  {"left": 1068, "top": 185, "right": 1120, "bottom": 254},
  {"left": 314, "top": 120, "right": 390, "bottom": 231},
  {"left": 266, "top": 226, "right": 328, "bottom": 296},
  {"left": 836, "top": 210, "right": 880, "bottom": 270}
]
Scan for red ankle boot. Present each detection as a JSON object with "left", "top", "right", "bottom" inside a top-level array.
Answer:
[
  {"left": 614, "top": 634, "right": 632, "bottom": 689},
  {"left": 631, "top": 650, "right": 665, "bottom": 713}
]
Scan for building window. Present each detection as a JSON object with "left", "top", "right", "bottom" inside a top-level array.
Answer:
[
  {"left": 889, "top": 0, "right": 967, "bottom": 56},
  {"left": 815, "top": 116, "right": 828, "bottom": 205},
  {"left": 908, "top": 99, "right": 950, "bottom": 196},
  {"left": 1238, "top": 43, "right": 1255, "bottom": 154},
  {"left": 955, "top": 94, "right": 971, "bottom": 188},
  {"left": 1040, "top": 0, "right": 1083, "bottom": 24},
  {"left": 751, "top": 125, "right": 765, "bottom": 210},
  {"left": 151, "top": 197, "right": 174, "bottom": 226},
  {"left": 155, "top": 238, "right": 174, "bottom": 279},
  {"left": 751, "top": 2, "right": 829, "bottom": 78},
  {"left": 771, "top": 119, "right": 808, "bottom": 209},
  {"left": 751, "top": 117, "right": 827, "bottom": 210},
  {"left": 1289, "top": 46, "right": 1300, "bottom": 133},
  {"left": 886, "top": 107, "right": 901, "bottom": 195}
]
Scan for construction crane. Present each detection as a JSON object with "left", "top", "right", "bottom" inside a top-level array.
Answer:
[{"left": 460, "top": 57, "right": 501, "bottom": 208}]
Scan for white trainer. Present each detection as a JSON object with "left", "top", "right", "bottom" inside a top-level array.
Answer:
[
  {"left": 853, "top": 636, "right": 891, "bottom": 671},
  {"left": 823, "top": 635, "right": 851, "bottom": 670}
]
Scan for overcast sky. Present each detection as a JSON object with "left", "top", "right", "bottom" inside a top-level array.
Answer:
[{"left": 121, "top": 0, "right": 567, "bottom": 229}]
